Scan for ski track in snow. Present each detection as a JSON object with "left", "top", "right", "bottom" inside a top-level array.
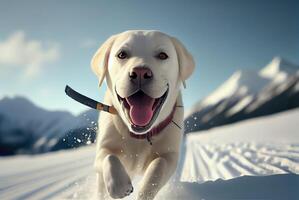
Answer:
[
  {"left": 1, "top": 142, "right": 298, "bottom": 199},
  {"left": 0, "top": 147, "right": 96, "bottom": 200},
  {"left": 1, "top": 111, "right": 299, "bottom": 199},
  {"left": 180, "top": 142, "right": 299, "bottom": 183}
]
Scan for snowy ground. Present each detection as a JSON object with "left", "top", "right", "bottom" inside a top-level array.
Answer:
[
  {"left": 0, "top": 146, "right": 95, "bottom": 200},
  {"left": 180, "top": 108, "right": 299, "bottom": 182},
  {"left": 1, "top": 109, "right": 299, "bottom": 200}
]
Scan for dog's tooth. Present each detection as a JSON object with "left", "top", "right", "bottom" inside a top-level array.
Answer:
[
  {"left": 121, "top": 101, "right": 129, "bottom": 119},
  {"left": 125, "top": 107, "right": 129, "bottom": 117},
  {"left": 121, "top": 100, "right": 125, "bottom": 110}
]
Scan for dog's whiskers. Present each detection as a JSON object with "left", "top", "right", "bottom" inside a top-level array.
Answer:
[
  {"left": 146, "top": 134, "right": 153, "bottom": 145},
  {"left": 172, "top": 120, "right": 182, "bottom": 130}
]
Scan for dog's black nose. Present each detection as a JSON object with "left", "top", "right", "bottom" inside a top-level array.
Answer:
[{"left": 129, "top": 67, "right": 153, "bottom": 84}]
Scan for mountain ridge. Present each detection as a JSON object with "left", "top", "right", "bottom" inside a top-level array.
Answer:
[
  {"left": 187, "top": 57, "right": 299, "bottom": 117},
  {"left": 0, "top": 96, "right": 98, "bottom": 155},
  {"left": 185, "top": 57, "right": 299, "bottom": 133}
]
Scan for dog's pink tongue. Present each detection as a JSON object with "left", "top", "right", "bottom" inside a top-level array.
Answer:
[{"left": 126, "top": 92, "right": 155, "bottom": 126}]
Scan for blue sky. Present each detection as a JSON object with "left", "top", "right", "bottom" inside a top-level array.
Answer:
[{"left": 0, "top": 0, "right": 298, "bottom": 115}]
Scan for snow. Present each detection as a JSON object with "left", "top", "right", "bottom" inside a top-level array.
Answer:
[
  {"left": 259, "top": 57, "right": 298, "bottom": 82},
  {"left": 1, "top": 109, "right": 299, "bottom": 199},
  {"left": 225, "top": 95, "right": 253, "bottom": 116},
  {"left": 188, "top": 108, "right": 299, "bottom": 145},
  {"left": 0, "top": 146, "right": 95, "bottom": 200}
]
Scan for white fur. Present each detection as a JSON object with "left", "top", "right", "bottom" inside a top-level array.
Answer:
[{"left": 92, "top": 30, "right": 195, "bottom": 200}]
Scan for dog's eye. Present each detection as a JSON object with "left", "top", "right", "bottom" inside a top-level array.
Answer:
[
  {"left": 117, "top": 51, "right": 128, "bottom": 59},
  {"left": 157, "top": 52, "right": 168, "bottom": 60}
]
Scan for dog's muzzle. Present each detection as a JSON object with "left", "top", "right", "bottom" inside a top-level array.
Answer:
[{"left": 116, "top": 84, "right": 169, "bottom": 134}]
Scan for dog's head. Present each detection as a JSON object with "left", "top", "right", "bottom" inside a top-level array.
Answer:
[{"left": 91, "top": 30, "right": 195, "bottom": 134}]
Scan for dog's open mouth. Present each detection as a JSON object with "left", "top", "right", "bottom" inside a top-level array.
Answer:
[{"left": 117, "top": 87, "right": 169, "bottom": 133}]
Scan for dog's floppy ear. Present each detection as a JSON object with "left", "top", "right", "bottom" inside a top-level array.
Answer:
[
  {"left": 91, "top": 35, "right": 118, "bottom": 87},
  {"left": 171, "top": 37, "right": 195, "bottom": 88}
]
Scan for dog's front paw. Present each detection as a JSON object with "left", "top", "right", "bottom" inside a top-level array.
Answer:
[{"left": 103, "top": 155, "right": 133, "bottom": 199}]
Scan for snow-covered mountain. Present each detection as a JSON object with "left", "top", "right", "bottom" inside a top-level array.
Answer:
[
  {"left": 259, "top": 57, "right": 299, "bottom": 81},
  {"left": 185, "top": 57, "right": 299, "bottom": 133},
  {"left": 0, "top": 96, "right": 98, "bottom": 155}
]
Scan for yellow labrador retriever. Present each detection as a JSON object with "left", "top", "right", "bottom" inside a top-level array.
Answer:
[{"left": 92, "top": 30, "right": 195, "bottom": 200}]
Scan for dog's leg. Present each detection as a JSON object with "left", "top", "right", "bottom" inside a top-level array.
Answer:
[
  {"left": 103, "top": 155, "right": 133, "bottom": 199},
  {"left": 95, "top": 149, "right": 110, "bottom": 200},
  {"left": 96, "top": 171, "right": 109, "bottom": 199},
  {"left": 95, "top": 149, "right": 133, "bottom": 199},
  {"left": 137, "top": 152, "right": 178, "bottom": 200}
]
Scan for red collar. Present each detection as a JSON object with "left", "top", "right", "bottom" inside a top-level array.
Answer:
[{"left": 129, "top": 104, "right": 176, "bottom": 144}]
